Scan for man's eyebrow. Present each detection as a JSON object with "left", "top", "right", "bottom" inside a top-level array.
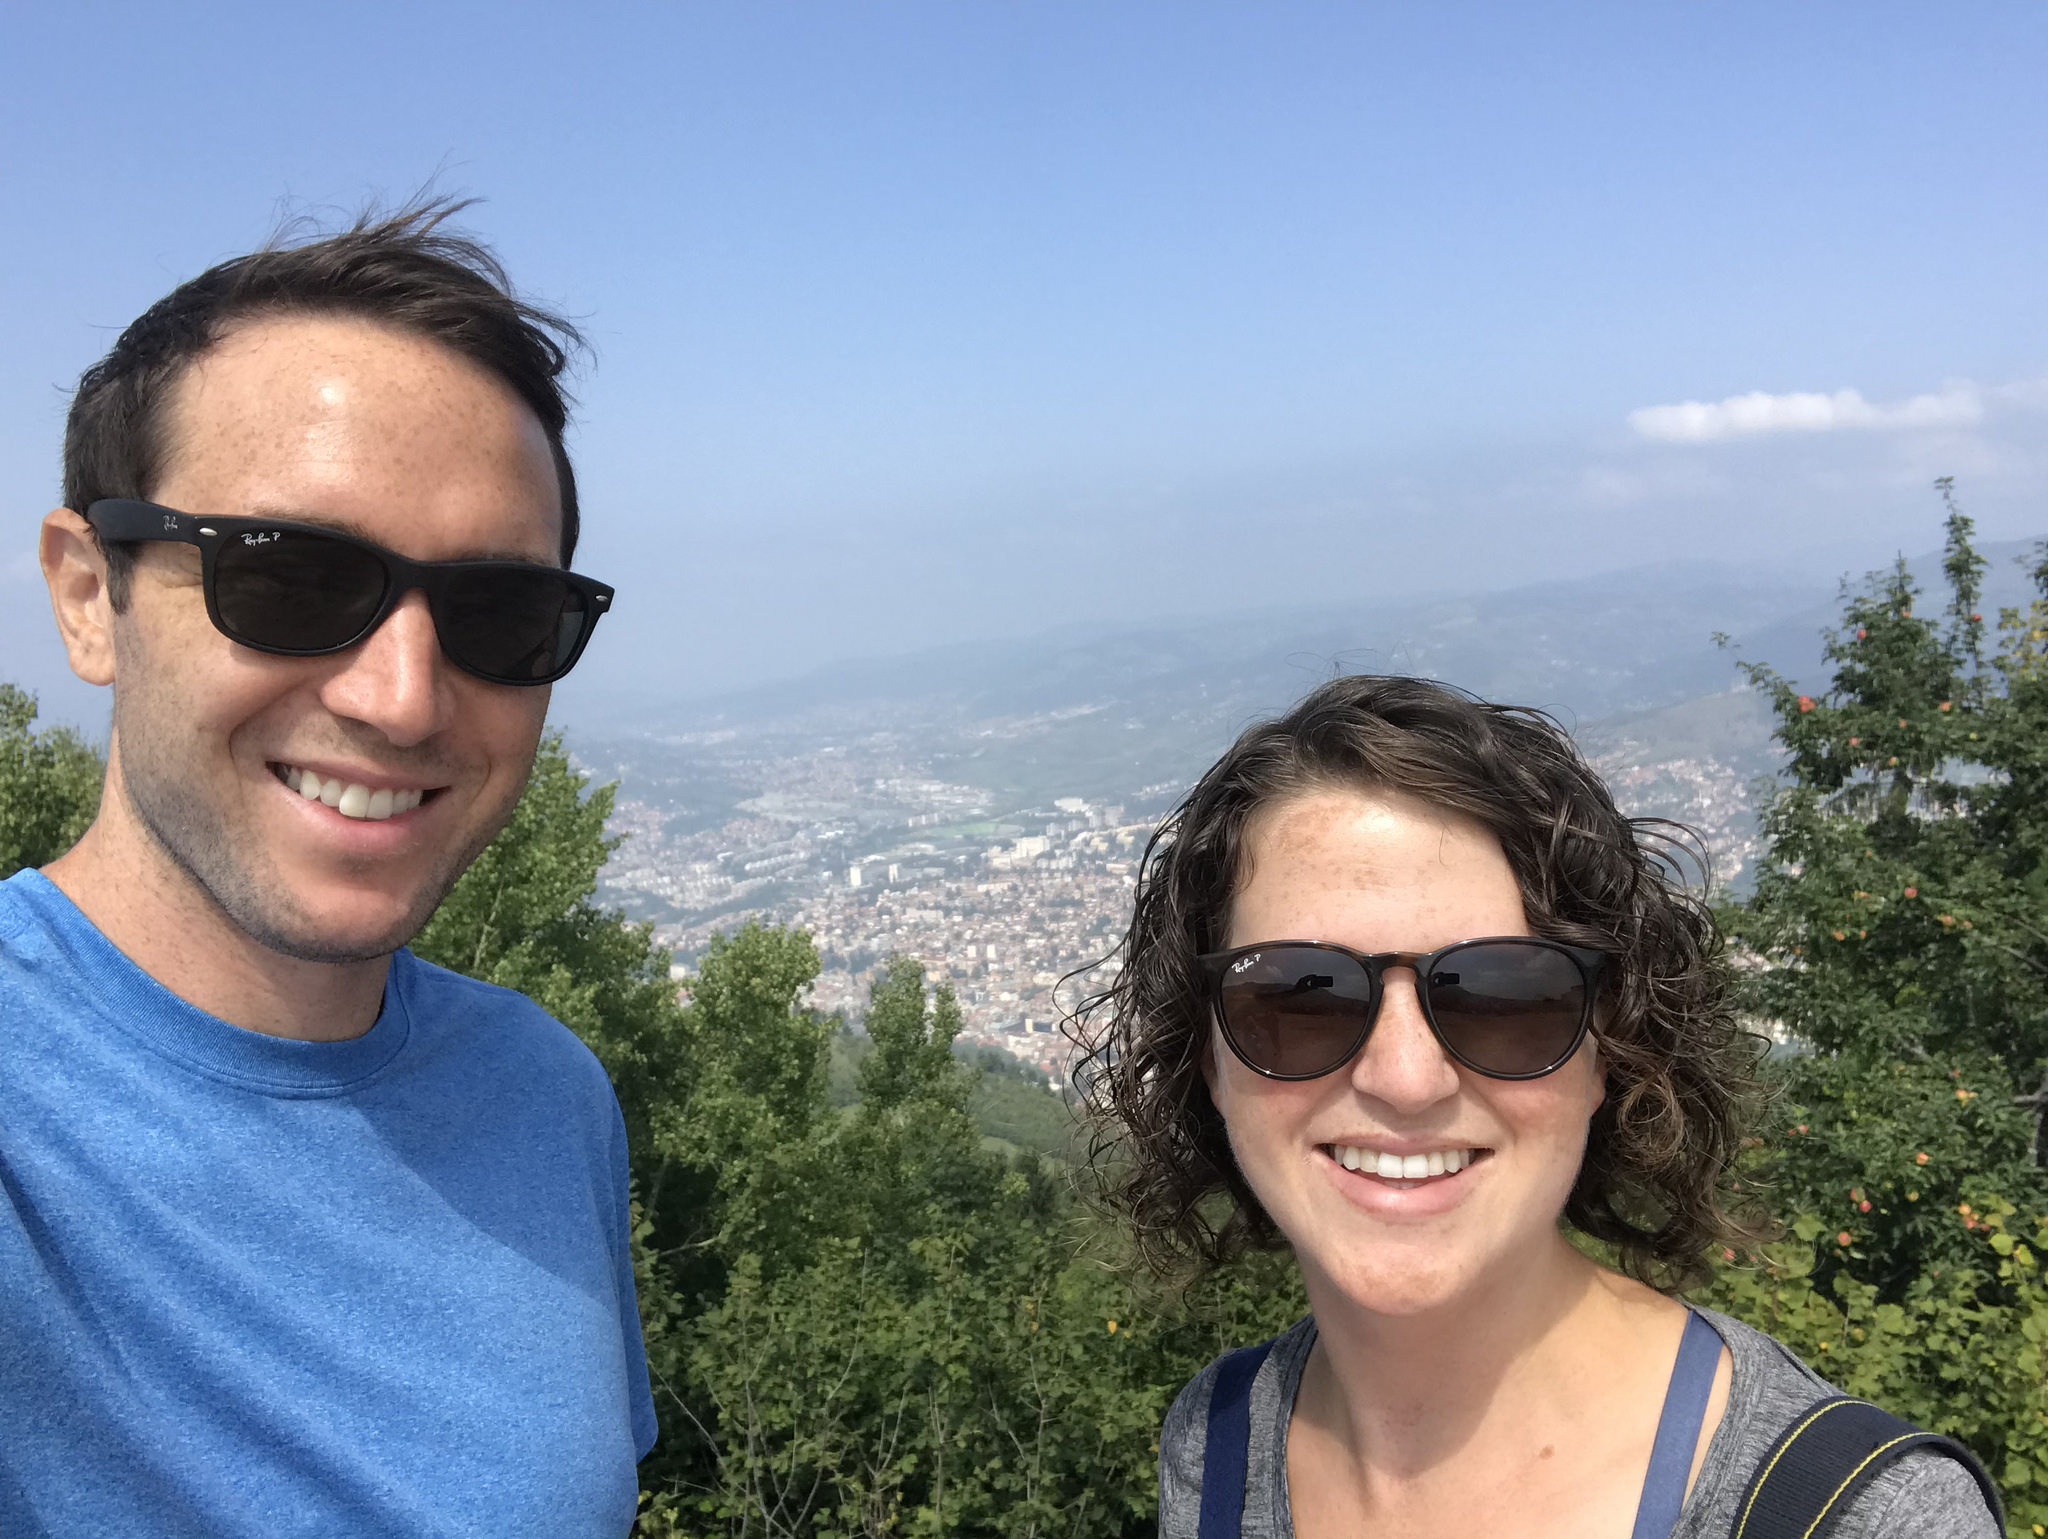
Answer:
[{"left": 242, "top": 505, "right": 555, "bottom": 565}]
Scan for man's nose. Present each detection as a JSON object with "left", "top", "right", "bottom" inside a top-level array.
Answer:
[
  {"left": 316, "top": 589, "right": 450, "bottom": 747},
  {"left": 1348, "top": 967, "right": 1463, "bottom": 1111}
]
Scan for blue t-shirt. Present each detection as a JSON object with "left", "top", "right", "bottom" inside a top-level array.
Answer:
[{"left": 0, "top": 869, "right": 658, "bottom": 1537}]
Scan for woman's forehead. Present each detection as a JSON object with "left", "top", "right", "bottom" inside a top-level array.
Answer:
[
  {"left": 1229, "top": 786, "right": 1523, "bottom": 941},
  {"left": 1243, "top": 785, "right": 1499, "bottom": 869}
]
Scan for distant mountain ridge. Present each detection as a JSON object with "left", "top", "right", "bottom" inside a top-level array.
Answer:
[{"left": 563, "top": 540, "right": 2042, "bottom": 786}]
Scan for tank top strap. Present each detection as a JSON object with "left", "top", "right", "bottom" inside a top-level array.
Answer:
[
  {"left": 1197, "top": 1339, "right": 1277, "bottom": 1539},
  {"left": 1629, "top": 1309, "right": 1724, "bottom": 1539}
]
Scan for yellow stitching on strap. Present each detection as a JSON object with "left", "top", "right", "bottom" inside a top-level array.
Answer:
[
  {"left": 1733, "top": 1401, "right": 1864, "bottom": 1539},
  {"left": 1798, "top": 1434, "right": 1917, "bottom": 1539}
]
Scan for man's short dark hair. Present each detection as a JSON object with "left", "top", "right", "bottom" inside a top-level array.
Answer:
[{"left": 65, "top": 198, "right": 586, "bottom": 608}]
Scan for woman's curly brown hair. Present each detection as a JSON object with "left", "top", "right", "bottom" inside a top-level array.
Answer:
[{"left": 1068, "top": 674, "right": 1765, "bottom": 1292}]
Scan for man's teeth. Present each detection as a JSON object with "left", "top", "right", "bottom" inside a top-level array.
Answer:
[
  {"left": 1330, "top": 1145, "right": 1480, "bottom": 1179},
  {"left": 282, "top": 766, "right": 425, "bottom": 821}
]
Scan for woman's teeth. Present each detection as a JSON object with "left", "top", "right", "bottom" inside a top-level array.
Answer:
[
  {"left": 280, "top": 766, "right": 426, "bottom": 821},
  {"left": 1328, "top": 1145, "right": 1481, "bottom": 1180}
]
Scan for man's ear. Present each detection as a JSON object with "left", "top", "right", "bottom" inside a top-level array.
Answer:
[{"left": 40, "top": 509, "right": 117, "bottom": 687}]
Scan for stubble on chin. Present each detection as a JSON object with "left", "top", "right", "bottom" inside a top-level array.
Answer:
[{"left": 112, "top": 693, "right": 509, "bottom": 966}]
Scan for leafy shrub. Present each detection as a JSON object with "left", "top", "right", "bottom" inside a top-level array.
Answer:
[{"left": 0, "top": 684, "right": 101, "bottom": 878}]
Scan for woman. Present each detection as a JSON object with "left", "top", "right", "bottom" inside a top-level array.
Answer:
[{"left": 1075, "top": 676, "right": 1998, "bottom": 1538}]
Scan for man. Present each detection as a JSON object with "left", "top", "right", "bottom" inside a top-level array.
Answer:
[{"left": 1, "top": 206, "right": 656, "bottom": 1535}]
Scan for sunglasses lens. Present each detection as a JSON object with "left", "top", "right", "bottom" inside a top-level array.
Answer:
[
  {"left": 212, "top": 531, "right": 388, "bottom": 650},
  {"left": 436, "top": 568, "right": 591, "bottom": 683},
  {"left": 1425, "top": 942, "right": 1587, "bottom": 1076},
  {"left": 1217, "top": 946, "right": 1375, "bottom": 1077}
]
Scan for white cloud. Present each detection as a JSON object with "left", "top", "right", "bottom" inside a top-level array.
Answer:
[{"left": 1629, "top": 383, "right": 1984, "bottom": 443}]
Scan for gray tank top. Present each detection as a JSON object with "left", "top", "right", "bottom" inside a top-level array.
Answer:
[{"left": 1156, "top": 1307, "right": 1998, "bottom": 1537}]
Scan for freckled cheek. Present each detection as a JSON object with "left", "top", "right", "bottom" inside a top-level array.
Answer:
[
  {"left": 1214, "top": 1059, "right": 1330, "bottom": 1172},
  {"left": 123, "top": 605, "right": 268, "bottom": 727}
]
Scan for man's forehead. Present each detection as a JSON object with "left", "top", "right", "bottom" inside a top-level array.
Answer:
[
  {"left": 167, "top": 314, "right": 528, "bottom": 435},
  {"left": 155, "top": 313, "right": 563, "bottom": 557}
]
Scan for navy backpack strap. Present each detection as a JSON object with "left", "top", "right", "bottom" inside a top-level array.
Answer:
[
  {"left": 1197, "top": 1339, "right": 1277, "bottom": 1539},
  {"left": 1631, "top": 1309, "right": 1725, "bottom": 1538},
  {"left": 1731, "top": 1395, "right": 2003, "bottom": 1539}
]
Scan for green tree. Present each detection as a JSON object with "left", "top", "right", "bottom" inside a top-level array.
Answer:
[
  {"left": 0, "top": 684, "right": 102, "bottom": 879},
  {"left": 1721, "top": 491, "right": 2047, "bottom": 1283},
  {"left": 639, "top": 943, "right": 1307, "bottom": 1538},
  {"left": 1706, "top": 485, "right": 2048, "bottom": 1532}
]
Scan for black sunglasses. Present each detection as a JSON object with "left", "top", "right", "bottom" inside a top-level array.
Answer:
[
  {"left": 1198, "top": 936, "right": 1608, "bottom": 1082},
  {"left": 86, "top": 499, "right": 613, "bottom": 686}
]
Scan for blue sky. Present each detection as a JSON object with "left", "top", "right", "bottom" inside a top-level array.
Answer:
[{"left": 5, "top": 2, "right": 2046, "bottom": 728}]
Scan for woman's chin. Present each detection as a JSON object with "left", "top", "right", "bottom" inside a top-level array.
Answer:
[
  {"left": 1309, "top": 1256, "right": 1473, "bottom": 1320},
  {"left": 1301, "top": 1225, "right": 1585, "bottom": 1326}
]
